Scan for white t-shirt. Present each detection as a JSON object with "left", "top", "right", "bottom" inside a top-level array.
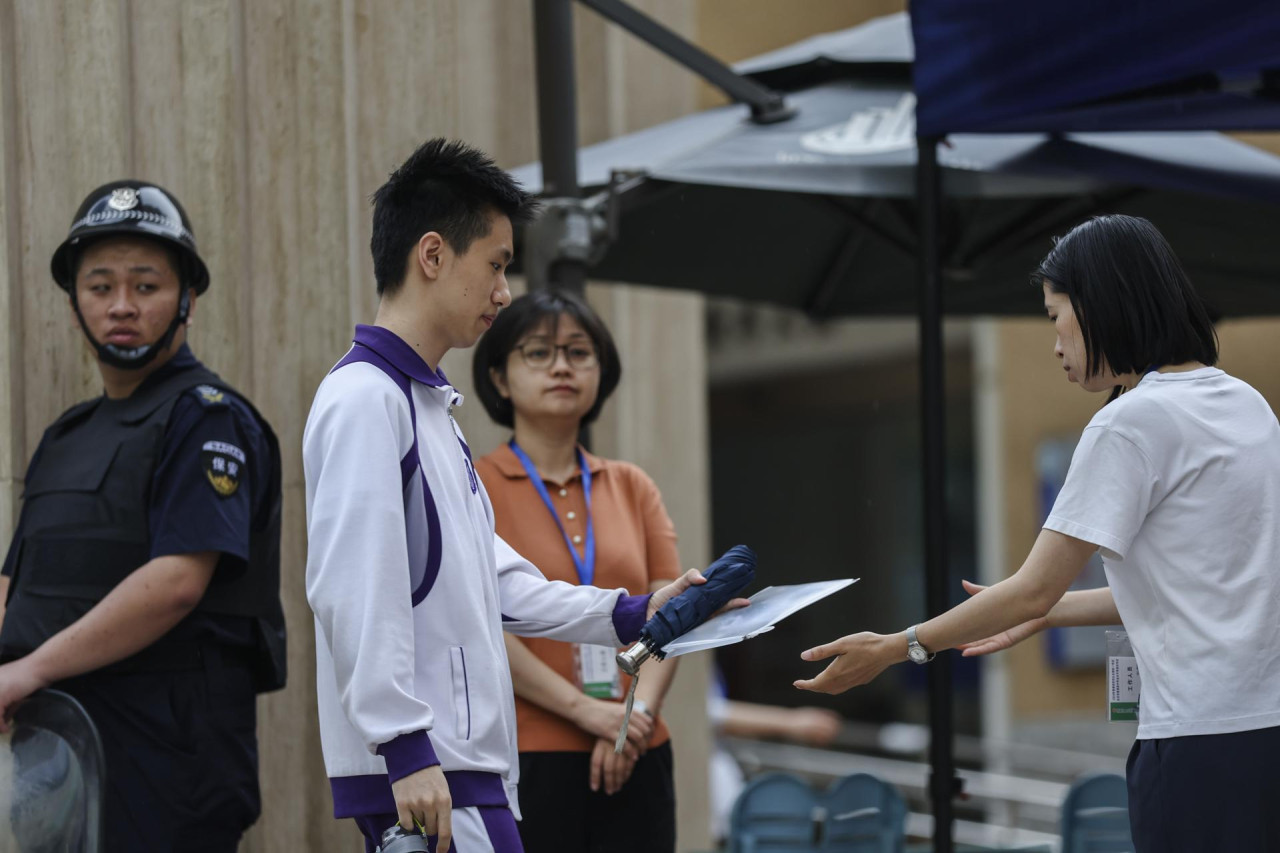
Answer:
[{"left": 1044, "top": 367, "right": 1280, "bottom": 740}]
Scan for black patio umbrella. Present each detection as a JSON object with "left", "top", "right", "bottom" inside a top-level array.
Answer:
[{"left": 512, "top": 81, "right": 1280, "bottom": 318}]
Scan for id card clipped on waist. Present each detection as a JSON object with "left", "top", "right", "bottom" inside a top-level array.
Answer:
[
  {"left": 574, "top": 643, "right": 622, "bottom": 699},
  {"left": 1107, "top": 629, "right": 1140, "bottom": 722}
]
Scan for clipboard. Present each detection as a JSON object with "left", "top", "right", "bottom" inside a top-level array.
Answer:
[{"left": 659, "top": 578, "right": 858, "bottom": 659}]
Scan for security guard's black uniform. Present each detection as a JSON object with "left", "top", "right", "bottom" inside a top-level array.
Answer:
[{"left": 0, "top": 181, "right": 285, "bottom": 850}]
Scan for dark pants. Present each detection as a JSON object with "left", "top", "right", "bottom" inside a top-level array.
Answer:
[
  {"left": 515, "top": 742, "right": 676, "bottom": 853},
  {"left": 1127, "top": 725, "right": 1280, "bottom": 852},
  {"left": 56, "top": 651, "right": 260, "bottom": 853}
]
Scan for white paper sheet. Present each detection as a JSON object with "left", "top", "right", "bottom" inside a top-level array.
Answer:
[{"left": 659, "top": 578, "right": 858, "bottom": 659}]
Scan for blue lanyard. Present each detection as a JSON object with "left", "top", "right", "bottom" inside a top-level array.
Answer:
[{"left": 509, "top": 440, "right": 596, "bottom": 586}]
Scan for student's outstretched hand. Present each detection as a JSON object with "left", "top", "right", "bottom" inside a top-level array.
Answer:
[
  {"left": 646, "top": 568, "right": 750, "bottom": 621},
  {"left": 391, "top": 765, "right": 452, "bottom": 852},
  {"left": 793, "top": 632, "right": 906, "bottom": 694},
  {"left": 955, "top": 580, "right": 1047, "bottom": 657}
]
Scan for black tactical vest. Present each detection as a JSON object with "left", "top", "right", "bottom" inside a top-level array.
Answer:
[{"left": 1, "top": 362, "right": 286, "bottom": 692}]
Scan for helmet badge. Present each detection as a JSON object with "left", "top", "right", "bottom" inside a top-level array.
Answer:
[{"left": 107, "top": 187, "right": 139, "bottom": 211}]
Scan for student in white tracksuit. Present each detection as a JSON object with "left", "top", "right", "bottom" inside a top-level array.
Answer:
[{"left": 303, "top": 139, "right": 702, "bottom": 853}]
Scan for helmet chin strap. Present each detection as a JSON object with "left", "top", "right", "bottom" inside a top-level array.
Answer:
[{"left": 72, "top": 289, "right": 191, "bottom": 371}]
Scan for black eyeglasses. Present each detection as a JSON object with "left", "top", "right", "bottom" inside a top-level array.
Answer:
[{"left": 515, "top": 342, "right": 599, "bottom": 370}]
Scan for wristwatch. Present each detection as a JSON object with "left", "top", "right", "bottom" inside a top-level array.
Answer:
[
  {"left": 906, "top": 625, "right": 935, "bottom": 664},
  {"left": 632, "top": 699, "right": 652, "bottom": 719}
]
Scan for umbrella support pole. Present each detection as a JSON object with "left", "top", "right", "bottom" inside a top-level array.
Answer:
[
  {"left": 532, "top": 0, "right": 588, "bottom": 293},
  {"left": 576, "top": 0, "right": 794, "bottom": 124},
  {"left": 917, "top": 133, "right": 959, "bottom": 853}
]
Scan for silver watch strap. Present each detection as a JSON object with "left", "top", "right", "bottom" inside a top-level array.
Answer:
[{"left": 907, "top": 625, "right": 935, "bottom": 660}]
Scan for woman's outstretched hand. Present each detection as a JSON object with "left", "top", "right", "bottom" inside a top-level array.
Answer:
[
  {"left": 793, "top": 632, "right": 906, "bottom": 695},
  {"left": 955, "top": 580, "right": 1047, "bottom": 657}
]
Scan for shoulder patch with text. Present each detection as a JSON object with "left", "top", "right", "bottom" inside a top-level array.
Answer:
[
  {"left": 194, "top": 385, "right": 226, "bottom": 405},
  {"left": 202, "top": 440, "right": 246, "bottom": 497}
]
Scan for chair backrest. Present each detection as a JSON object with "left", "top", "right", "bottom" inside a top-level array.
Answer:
[
  {"left": 820, "top": 773, "right": 907, "bottom": 853},
  {"left": 729, "top": 772, "right": 822, "bottom": 853},
  {"left": 1061, "top": 773, "right": 1134, "bottom": 853},
  {"left": 0, "top": 689, "right": 106, "bottom": 852}
]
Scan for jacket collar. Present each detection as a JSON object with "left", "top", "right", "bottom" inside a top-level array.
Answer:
[{"left": 352, "top": 324, "right": 450, "bottom": 388}]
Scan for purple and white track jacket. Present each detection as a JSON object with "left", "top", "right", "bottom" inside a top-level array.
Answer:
[{"left": 303, "top": 325, "right": 649, "bottom": 820}]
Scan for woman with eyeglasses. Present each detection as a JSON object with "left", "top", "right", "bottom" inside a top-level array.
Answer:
[
  {"left": 472, "top": 290, "right": 681, "bottom": 853},
  {"left": 796, "top": 215, "right": 1280, "bottom": 852}
]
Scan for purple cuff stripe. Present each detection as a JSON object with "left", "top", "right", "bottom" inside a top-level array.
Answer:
[
  {"left": 375, "top": 730, "right": 439, "bottom": 784},
  {"left": 612, "top": 593, "right": 651, "bottom": 644},
  {"left": 330, "top": 770, "right": 509, "bottom": 819}
]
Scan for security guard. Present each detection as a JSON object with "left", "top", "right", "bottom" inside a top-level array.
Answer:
[{"left": 0, "top": 181, "right": 286, "bottom": 850}]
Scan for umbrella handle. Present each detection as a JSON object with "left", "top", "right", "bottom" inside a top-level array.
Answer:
[{"left": 616, "top": 640, "right": 656, "bottom": 676}]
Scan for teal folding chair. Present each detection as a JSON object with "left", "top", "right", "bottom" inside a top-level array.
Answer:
[
  {"left": 820, "top": 772, "right": 906, "bottom": 852},
  {"left": 1060, "top": 773, "right": 1135, "bottom": 853},
  {"left": 730, "top": 772, "right": 822, "bottom": 853}
]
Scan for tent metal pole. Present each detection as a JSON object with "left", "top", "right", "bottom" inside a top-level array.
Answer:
[
  {"left": 916, "top": 132, "right": 956, "bottom": 853},
  {"left": 532, "top": 0, "right": 587, "bottom": 294}
]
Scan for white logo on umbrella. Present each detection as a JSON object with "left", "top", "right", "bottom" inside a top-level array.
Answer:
[{"left": 800, "top": 93, "right": 916, "bottom": 156}]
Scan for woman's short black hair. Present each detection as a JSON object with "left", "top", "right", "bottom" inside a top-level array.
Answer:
[
  {"left": 472, "top": 290, "right": 622, "bottom": 428},
  {"left": 1030, "top": 214, "right": 1218, "bottom": 380}
]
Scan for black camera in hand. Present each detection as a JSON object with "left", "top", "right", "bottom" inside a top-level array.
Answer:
[{"left": 377, "top": 823, "right": 431, "bottom": 853}]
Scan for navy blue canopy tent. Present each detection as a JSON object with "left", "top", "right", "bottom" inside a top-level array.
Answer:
[{"left": 911, "top": 0, "right": 1280, "bottom": 134}]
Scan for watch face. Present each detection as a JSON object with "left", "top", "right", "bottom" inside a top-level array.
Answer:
[{"left": 908, "top": 645, "right": 928, "bottom": 664}]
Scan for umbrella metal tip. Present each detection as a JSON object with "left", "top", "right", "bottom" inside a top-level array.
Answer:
[{"left": 616, "top": 642, "right": 652, "bottom": 676}]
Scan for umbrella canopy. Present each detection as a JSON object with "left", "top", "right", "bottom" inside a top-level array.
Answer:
[
  {"left": 733, "top": 11, "right": 911, "bottom": 89},
  {"left": 511, "top": 78, "right": 1280, "bottom": 317},
  {"left": 911, "top": 0, "right": 1280, "bottom": 135}
]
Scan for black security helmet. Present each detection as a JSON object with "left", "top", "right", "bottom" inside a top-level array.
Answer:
[{"left": 50, "top": 180, "right": 210, "bottom": 370}]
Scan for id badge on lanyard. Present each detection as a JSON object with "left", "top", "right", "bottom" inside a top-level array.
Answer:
[
  {"left": 1106, "top": 629, "right": 1140, "bottom": 722},
  {"left": 575, "top": 643, "right": 623, "bottom": 699}
]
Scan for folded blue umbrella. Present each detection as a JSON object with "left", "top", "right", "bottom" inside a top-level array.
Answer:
[
  {"left": 617, "top": 544, "right": 757, "bottom": 675},
  {"left": 613, "top": 545, "right": 756, "bottom": 752},
  {"left": 645, "top": 544, "right": 756, "bottom": 653}
]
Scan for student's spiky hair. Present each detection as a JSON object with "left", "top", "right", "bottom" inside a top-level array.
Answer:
[{"left": 370, "top": 138, "right": 537, "bottom": 296}]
